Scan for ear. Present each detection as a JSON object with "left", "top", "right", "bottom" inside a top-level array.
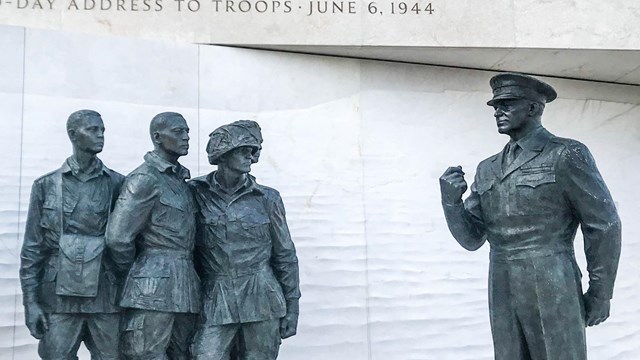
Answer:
[
  {"left": 528, "top": 102, "right": 537, "bottom": 117},
  {"left": 152, "top": 131, "right": 161, "bottom": 144},
  {"left": 67, "top": 129, "right": 77, "bottom": 142}
]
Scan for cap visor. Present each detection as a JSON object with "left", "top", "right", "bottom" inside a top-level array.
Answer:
[{"left": 486, "top": 94, "right": 524, "bottom": 106}]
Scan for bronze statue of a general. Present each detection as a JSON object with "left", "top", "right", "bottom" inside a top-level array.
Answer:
[
  {"left": 20, "top": 110, "right": 124, "bottom": 359},
  {"left": 189, "top": 120, "right": 300, "bottom": 360},
  {"left": 439, "top": 73, "right": 622, "bottom": 359},
  {"left": 106, "top": 112, "right": 200, "bottom": 360}
]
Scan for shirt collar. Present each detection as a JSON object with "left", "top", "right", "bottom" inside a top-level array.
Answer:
[
  {"left": 514, "top": 126, "right": 551, "bottom": 152},
  {"left": 144, "top": 151, "right": 191, "bottom": 179},
  {"left": 196, "top": 171, "right": 263, "bottom": 197},
  {"left": 61, "top": 156, "right": 107, "bottom": 178}
]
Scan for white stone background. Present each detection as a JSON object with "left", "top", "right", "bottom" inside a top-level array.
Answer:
[{"left": 1, "top": 25, "right": 639, "bottom": 360}]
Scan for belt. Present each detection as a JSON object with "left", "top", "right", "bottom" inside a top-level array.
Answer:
[
  {"left": 141, "top": 248, "right": 193, "bottom": 259},
  {"left": 204, "top": 263, "right": 270, "bottom": 279},
  {"left": 490, "top": 246, "right": 572, "bottom": 262}
]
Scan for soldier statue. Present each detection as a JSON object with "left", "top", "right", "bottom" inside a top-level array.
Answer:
[
  {"left": 189, "top": 121, "right": 300, "bottom": 360},
  {"left": 20, "top": 110, "right": 124, "bottom": 360},
  {"left": 106, "top": 112, "right": 200, "bottom": 360},
  {"left": 439, "top": 73, "right": 622, "bottom": 359}
]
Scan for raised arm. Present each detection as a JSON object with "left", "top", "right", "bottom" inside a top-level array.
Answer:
[{"left": 440, "top": 166, "right": 487, "bottom": 251}]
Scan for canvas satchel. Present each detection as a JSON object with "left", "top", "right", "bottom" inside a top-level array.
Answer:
[{"left": 55, "top": 233, "right": 106, "bottom": 297}]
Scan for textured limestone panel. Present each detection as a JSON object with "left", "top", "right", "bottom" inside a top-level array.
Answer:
[
  {"left": 0, "top": 25, "right": 24, "bottom": 357},
  {"left": 23, "top": 28, "right": 199, "bottom": 108}
]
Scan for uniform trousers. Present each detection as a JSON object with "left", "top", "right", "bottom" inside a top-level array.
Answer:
[
  {"left": 38, "top": 313, "right": 120, "bottom": 360},
  {"left": 489, "top": 251, "right": 587, "bottom": 360},
  {"left": 121, "top": 309, "right": 197, "bottom": 360},
  {"left": 191, "top": 318, "right": 281, "bottom": 360}
]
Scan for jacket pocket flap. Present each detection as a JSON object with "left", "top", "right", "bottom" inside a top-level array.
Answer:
[
  {"left": 516, "top": 172, "right": 556, "bottom": 188},
  {"left": 159, "top": 195, "right": 187, "bottom": 211},
  {"left": 475, "top": 179, "right": 494, "bottom": 195}
]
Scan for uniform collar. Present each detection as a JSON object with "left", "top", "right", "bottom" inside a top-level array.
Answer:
[
  {"left": 513, "top": 126, "right": 552, "bottom": 152},
  {"left": 61, "top": 156, "right": 108, "bottom": 178},
  {"left": 193, "top": 172, "right": 264, "bottom": 197},
  {"left": 144, "top": 151, "right": 191, "bottom": 179}
]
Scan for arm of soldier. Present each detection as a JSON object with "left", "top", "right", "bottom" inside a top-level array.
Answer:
[
  {"left": 440, "top": 166, "right": 487, "bottom": 251},
  {"left": 267, "top": 192, "right": 300, "bottom": 339},
  {"left": 19, "top": 181, "right": 49, "bottom": 339},
  {"left": 556, "top": 143, "right": 622, "bottom": 326},
  {"left": 106, "top": 173, "right": 158, "bottom": 273}
]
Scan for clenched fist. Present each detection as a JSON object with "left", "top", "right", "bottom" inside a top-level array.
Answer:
[{"left": 440, "top": 166, "right": 468, "bottom": 205}]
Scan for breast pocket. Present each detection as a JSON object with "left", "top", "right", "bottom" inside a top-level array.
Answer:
[
  {"left": 236, "top": 213, "right": 271, "bottom": 241},
  {"left": 153, "top": 195, "right": 192, "bottom": 233},
  {"left": 40, "top": 200, "right": 59, "bottom": 232},
  {"left": 475, "top": 178, "right": 496, "bottom": 214},
  {"left": 515, "top": 168, "right": 559, "bottom": 214}
]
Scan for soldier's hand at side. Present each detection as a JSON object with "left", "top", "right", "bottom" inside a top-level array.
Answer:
[
  {"left": 584, "top": 292, "right": 610, "bottom": 327},
  {"left": 440, "top": 166, "right": 468, "bottom": 205},
  {"left": 25, "top": 303, "right": 48, "bottom": 339},
  {"left": 280, "top": 312, "right": 298, "bottom": 339}
]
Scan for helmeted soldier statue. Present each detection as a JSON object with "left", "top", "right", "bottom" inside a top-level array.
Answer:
[
  {"left": 189, "top": 121, "right": 300, "bottom": 360},
  {"left": 20, "top": 110, "right": 124, "bottom": 360},
  {"left": 106, "top": 112, "right": 200, "bottom": 360},
  {"left": 439, "top": 73, "right": 622, "bottom": 359}
]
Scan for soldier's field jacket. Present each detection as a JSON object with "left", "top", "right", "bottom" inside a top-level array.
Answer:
[
  {"left": 106, "top": 152, "right": 201, "bottom": 313},
  {"left": 189, "top": 172, "right": 300, "bottom": 325},
  {"left": 443, "top": 127, "right": 622, "bottom": 300},
  {"left": 20, "top": 158, "right": 124, "bottom": 313}
]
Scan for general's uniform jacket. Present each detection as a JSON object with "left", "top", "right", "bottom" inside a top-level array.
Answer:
[
  {"left": 460, "top": 127, "right": 621, "bottom": 298},
  {"left": 20, "top": 158, "right": 124, "bottom": 314},
  {"left": 189, "top": 173, "right": 300, "bottom": 325},
  {"left": 106, "top": 152, "right": 201, "bottom": 313}
]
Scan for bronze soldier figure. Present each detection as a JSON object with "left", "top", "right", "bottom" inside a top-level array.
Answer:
[
  {"left": 439, "top": 73, "right": 622, "bottom": 359},
  {"left": 189, "top": 121, "right": 300, "bottom": 360},
  {"left": 106, "top": 112, "right": 200, "bottom": 360},
  {"left": 20, "top": 110, "right": 124, "bottom": 360}
]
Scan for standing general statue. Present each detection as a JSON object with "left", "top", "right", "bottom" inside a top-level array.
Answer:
[
  {"left": 20, "top": 110, "right": 124, "bottom": 359},
  {"left": 189, "top": 121, "right": 300, "bottom": 360},
  {"left": 106, "top": 112, "right": 200, "bottom": 359},
  {"left": 439, "top": 73, "right": 622, "bottom": 359}
]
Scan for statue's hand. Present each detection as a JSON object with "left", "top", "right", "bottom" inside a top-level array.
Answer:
[
  {"left": 584, "top": 292, "right": 610, "bottom": 327},
  {"left": 280, "top": 312, "right": 299, "bottom": 339},
  {"left": 25, "top": 303, "right": 49, "bottom": 339},
  {"left": 439, "top": 166, "right": 468, "bottom": 205}
]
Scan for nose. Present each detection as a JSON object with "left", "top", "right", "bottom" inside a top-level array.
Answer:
[
  {"left": 97, "top": 129, "right": 104, "bottom": 139},
  {"left": 494, "top": 108, "right": 504, "bottom": 117},
  {"left": 183, "top": 132, "right": 190, "bottom": 141}
]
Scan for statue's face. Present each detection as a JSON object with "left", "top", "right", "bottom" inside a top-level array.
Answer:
[
  {"left": 251, "top": 144, "right": 262, "bottom": 164},
  {"left": 221, "top": 146, "right": 254, "bottom": 174},
  {"left": 157, "top": 116, "right": 190, "bottom": 156},
  {"left": 492, "top": 98, "right": 531, "bottom": 135},
  {"left": 72, "top": 116, "right": 105, "bottom": 154}
]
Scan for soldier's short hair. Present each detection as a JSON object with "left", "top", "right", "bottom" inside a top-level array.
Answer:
[
  {"left": 66, "top": 109, "right": 101, "bottom": 133},
  {"left": 149, "top": 112, "right": 185, "bottom": 139}
]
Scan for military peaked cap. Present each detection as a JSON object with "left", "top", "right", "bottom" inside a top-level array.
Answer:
[{"left": 487, "top": 72, "right": 557, "bottom": 106}]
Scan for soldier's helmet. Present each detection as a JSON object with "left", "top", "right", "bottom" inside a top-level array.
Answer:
[{"left": 206, "top": 121, "right": 261, "bottom": 165}]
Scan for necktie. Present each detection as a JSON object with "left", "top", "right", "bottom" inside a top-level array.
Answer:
[{"left": 503, "top": 141, "right": 520, "bottom": 170}]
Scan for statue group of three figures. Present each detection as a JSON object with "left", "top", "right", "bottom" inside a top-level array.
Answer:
[{"left": 20, "top": 72, "right": 621, "bottom": 360}]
